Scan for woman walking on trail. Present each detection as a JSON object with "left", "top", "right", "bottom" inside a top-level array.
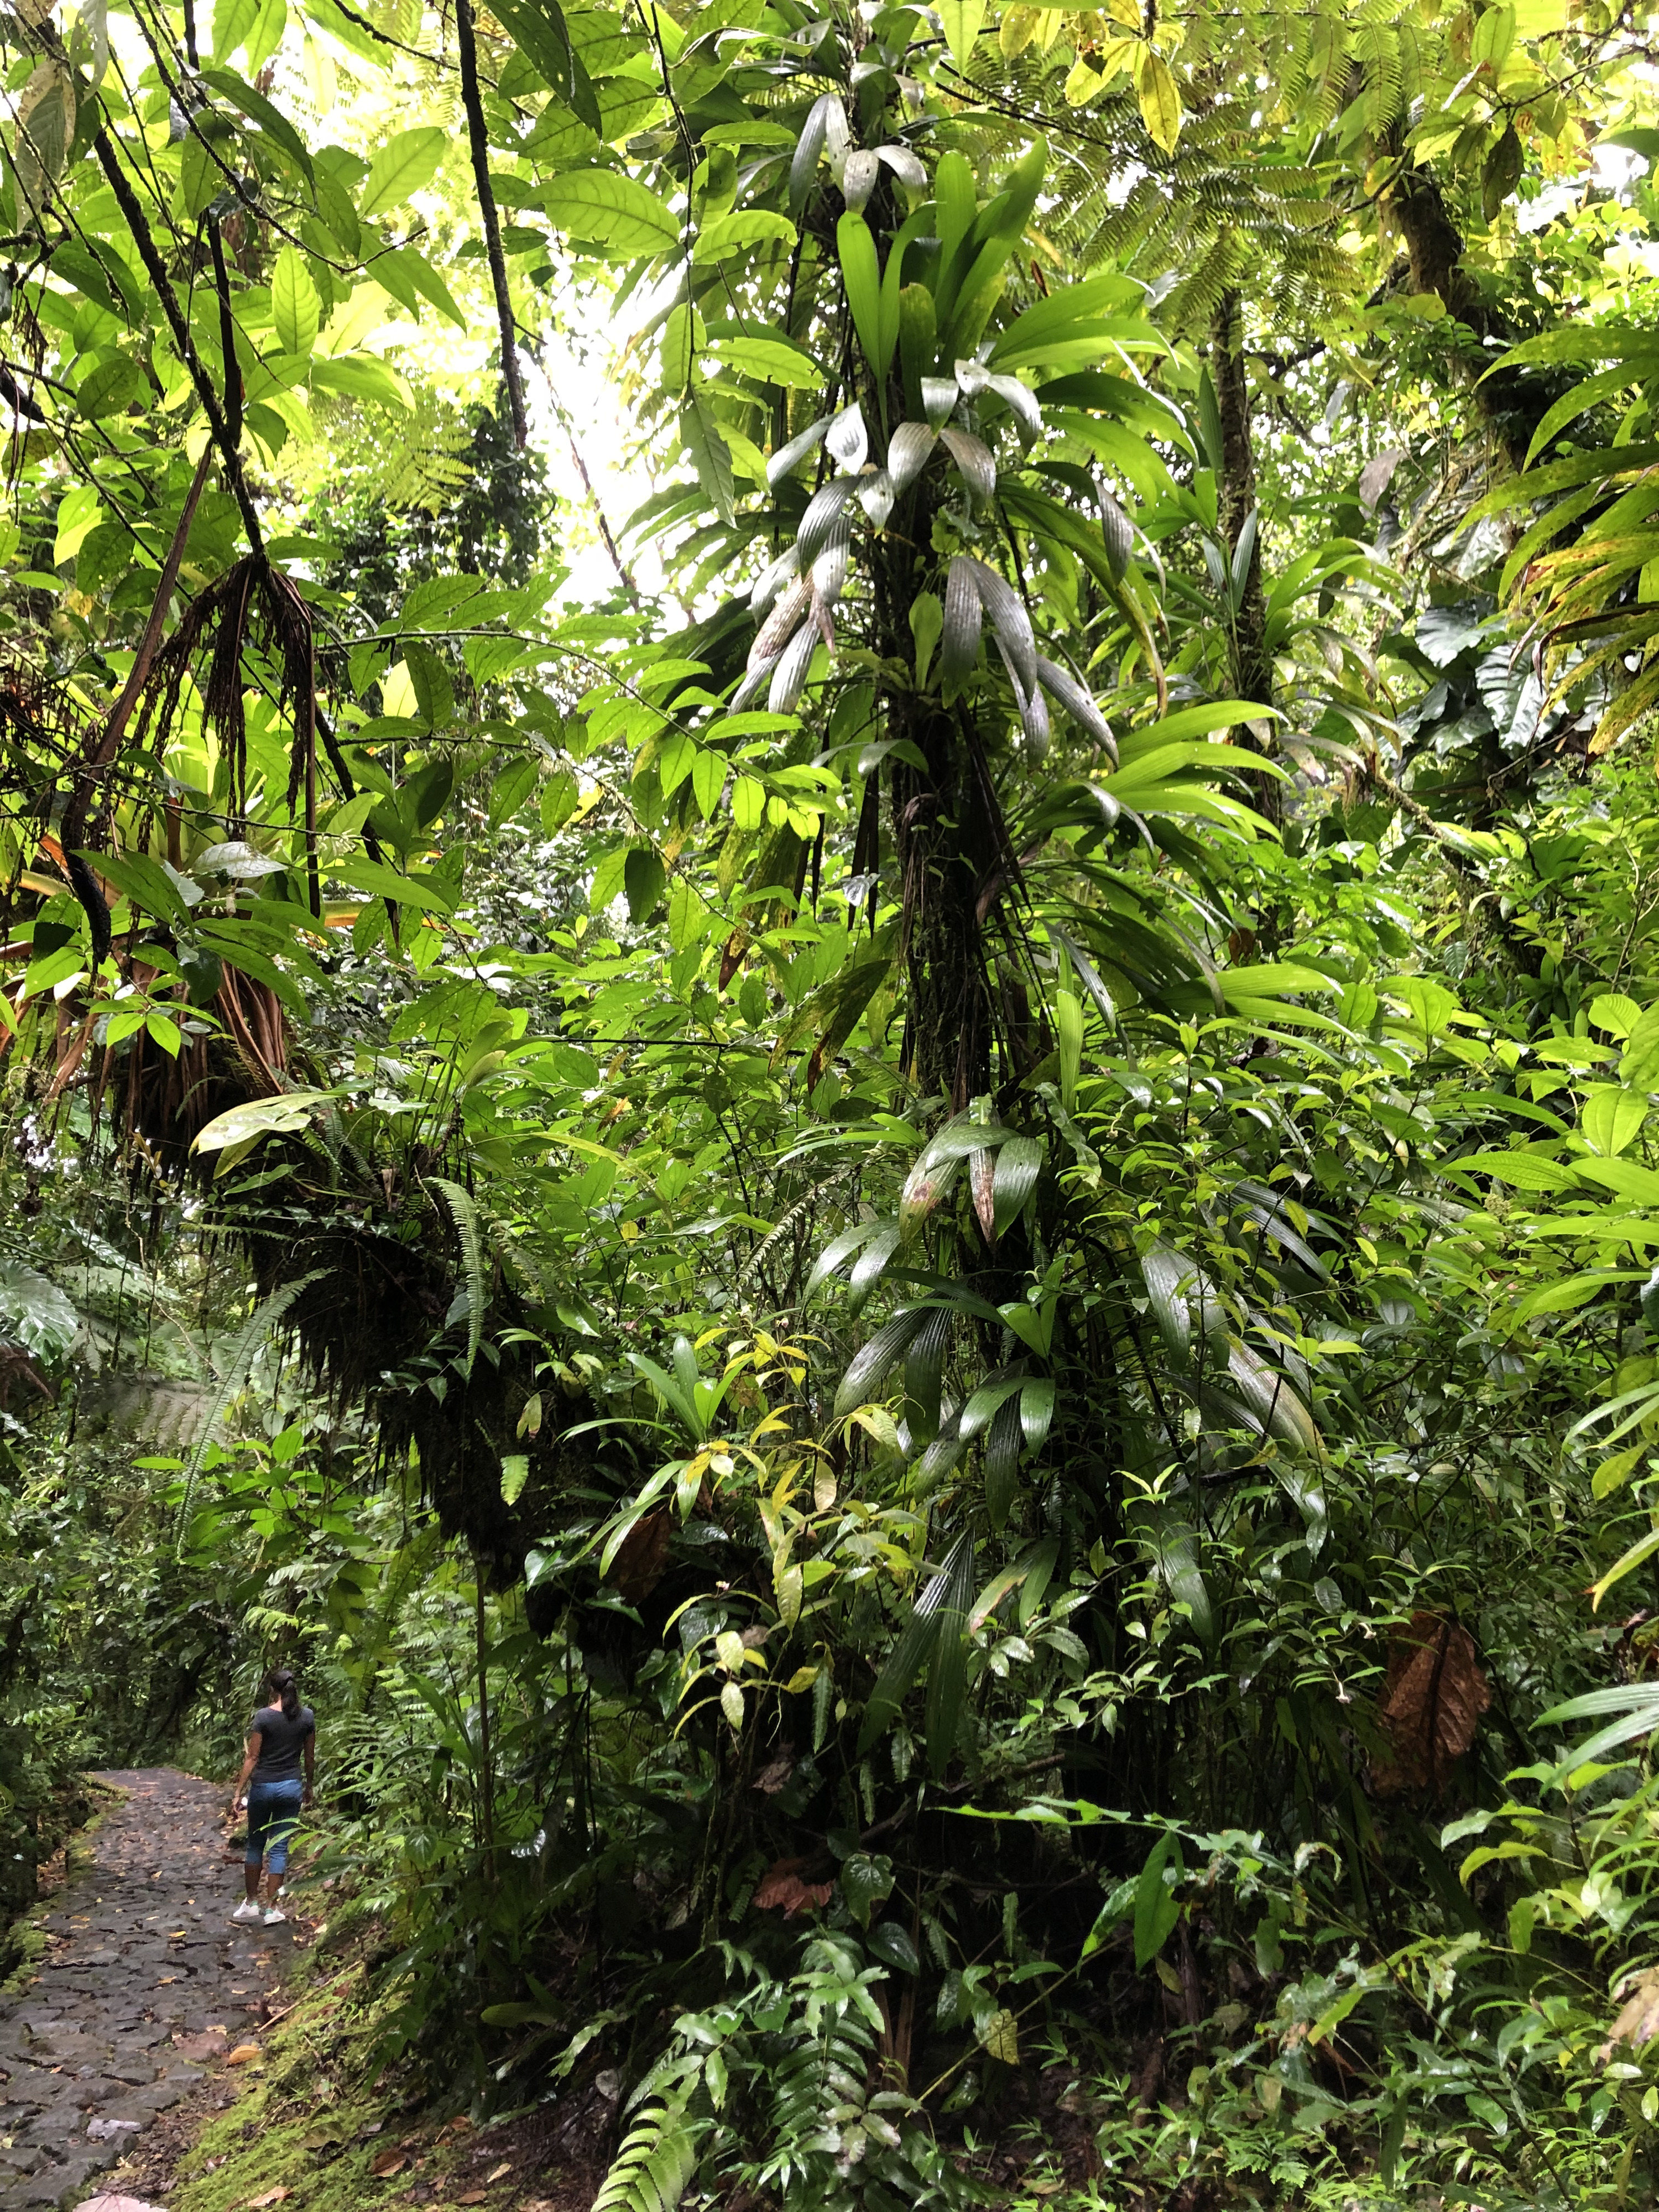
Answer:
[{"left": 228, "top": 1667, "right": 315, "bottom": 1926}]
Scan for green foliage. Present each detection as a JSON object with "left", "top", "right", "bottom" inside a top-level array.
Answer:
[
  {"left": 591, "top": 2100, "right": 698, "bottom": 2212},
  {"left": 12, "top": 0, "right": 1659, "bottom": 2204}
]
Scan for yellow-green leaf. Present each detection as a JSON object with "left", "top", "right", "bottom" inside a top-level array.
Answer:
[
  {"left": 661, "top": 301, "right": 703, "bottom": 392},
  {"left": 271, "top": 244, "right": 320, "bottom": 357},
  {"left": 707, "top": 335, "right": 825, "bottom": 388},
  {"left": 775, "top": 1561, "right": 804, "bottom": 1629},
  {"left": 1582, "top": 1084, "right": 1648, "bottom": 1159},
  {"left": 937, "top": 0, "right": 987, "bottom": 64},
  {"left": 1136, "top": 45, "right": 1182, "bottom": 153},
  {"left": 693, "top": 208, "right": 796, "bottom": 262},
  {"left": 359, "top": 125, "right": 446, "bottom": 218},
  {"left": 192, "top": 1089, "right": 338, "bottom": 1155},
  {"left": 1590, "top": 1524, "right": 1659, "bottom": 1609},
  {"left": 1594, "top": 1444, "right": 1647, "bottom": 1499}
]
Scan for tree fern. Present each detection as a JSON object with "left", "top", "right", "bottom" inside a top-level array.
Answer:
[{"left": 591, "top": 2098, "right": 698, "bottom": 2212}]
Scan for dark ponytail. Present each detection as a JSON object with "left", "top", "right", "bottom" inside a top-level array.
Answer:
[{"left": 267, "top": 1667, "right": 299, "bottom": 1720}]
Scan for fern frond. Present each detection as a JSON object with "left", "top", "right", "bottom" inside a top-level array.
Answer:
[
  {"left": 177, "top": 1267, "right": 327, "bottom": 1530},
  {"left": 431, "top": 1176, "right": 486, "bottom": 1375},
  {"left": 592, "top": 2100, "right": 697, "bottom": 2212}
]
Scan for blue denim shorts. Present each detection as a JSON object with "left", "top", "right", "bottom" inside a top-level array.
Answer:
[{"left": 245, "top": 1779, "right": 304, "bottom": 1876}]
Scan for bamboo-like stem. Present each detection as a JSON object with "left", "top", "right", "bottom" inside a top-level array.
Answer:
[{"left": 473, "top": 1556, "right": 496, "bottom": 1878}]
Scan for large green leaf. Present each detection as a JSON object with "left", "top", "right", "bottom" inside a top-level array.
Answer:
[
  {"left": 937, "top": 0, "right": 987, "bottom": 63},
  {"left": 681, "top": 390, "right": 735, "bottom": 526},
  {"left": 837, "top": 211, "right": 888, "bottom": 379},
  {"left": 922, "top": 1528, "right": 977, "bottom": 1777},
  {"left": 544, "top": 168, "right": 679, "bottom": 255},
  {"left": 192, "top": 1091, "right": 340, "bottom": 1157},
  {"left": 1133, "top": 1832, "right": 1183, "bottom": 1968},
  {"left": 271, "top": 245, "right": 319, "bottom": 357},
  {"left": 494, "top": 0, "right": 602, "bottom": 133},
  {"left": 707, "top": 335, "right": 824, "bottom": 388},
  {"left": 359, "top": 126, "right": 447, "bottom": 219},
  {"left": 0, "top": 1262, "right": 80, "bottom": 1359},
  {"left": 856, "top": 1530, "right": 972, "bottom": 1756}
]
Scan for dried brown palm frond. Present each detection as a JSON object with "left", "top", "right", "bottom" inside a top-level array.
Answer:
[
  {"left": 134, "top": 552, "right": 320, "bottom": 853},
  {"left": 93, "top": 963, "right": 289, "bottom": 1178}
]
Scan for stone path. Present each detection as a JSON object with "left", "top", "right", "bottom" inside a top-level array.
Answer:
[{"left": 0, "top": 1770, "right": 295, "bottom": 2212}]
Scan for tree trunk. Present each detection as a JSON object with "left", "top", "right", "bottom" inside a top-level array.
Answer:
[
  {"left": 880, "top": 652, "right": 998, "bottom": 1112},
  {"left": 867, "top": 337, "right": 1000, "bottom": 1111},
  {"left": 1390, "top": 162, "right": 1483, "bottom": 329},
  {"left": 1384, "top": 155, "right": 1545, "bottom": 471},
  {"left": 1210, "top": 289, "right": 1280, "bottom": 825}
]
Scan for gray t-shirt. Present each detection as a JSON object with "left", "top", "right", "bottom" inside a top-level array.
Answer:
[{"left": 249, "top": 1703, "right": 314, "bottom": 1784}]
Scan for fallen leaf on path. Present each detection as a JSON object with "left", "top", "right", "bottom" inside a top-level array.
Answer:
[
  {"left": 484, "top": 2164, "right": 510, "bottom": 2184},
  {"left": 225, "top": 2044, "right": 262, "bottom": 2066},
  {"left": 371, "top": 2151, "right": 408, "bottom": 2179},
  {"left": 455, "top": 2192, "right": 488, "bottom": 2204},
  {"left": 172, "top": 2032, "right": 228, "bottom": 2063},
  {"left": 436, "top": 2118, "right": 472, "bottom": 2140}
]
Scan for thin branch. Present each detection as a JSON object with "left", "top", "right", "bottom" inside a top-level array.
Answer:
[
  {"left": 91, "top": 126, "right": 264, "bottom": 552},
  {"left": 543, "top": 375, "right": 640, "bottom": 606},
  {"left": 328, "top": 0, "right": 462, "bottom": 73},
  {"left": 57, "top": 442, "right": 215, "bottom": 959},
  {"left": 455, "top": 0, "right": 529, "bottom": 450}
]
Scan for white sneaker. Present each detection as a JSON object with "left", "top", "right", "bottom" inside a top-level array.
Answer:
[
  {"left": 231, "top": 1900, "right": 261, "bottom": 1923},
  {"left": 262, "top": 1906, "right": 286, "bottom": 1926}
]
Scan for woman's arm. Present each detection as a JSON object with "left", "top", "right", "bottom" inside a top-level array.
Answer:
[
  {"left": 302, "top": 1730, "right": 315, "bottom": 1807},
  {"left": 229, "top": 1729, "right": 260, "bottom": 1815}
]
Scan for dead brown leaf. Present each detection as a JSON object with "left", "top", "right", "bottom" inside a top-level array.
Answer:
[
  {"left": 970, "top": 1145, "right": 996, "bottom": 1244},
  {"left": 247, "top": 2189, "right": 290, "bottom": 2207},
  {"left": 753, "top": 1856, "right": 834, "bottom": 1917},
  {"left": 225, "top": 2043, "right": 262, "bottom": 2067},
  {"left": 483, "top": 2165, "right": 510, "bottom": 2185},
  {"left": 752, "top": 1756, "right": 792, "bottom": 1796},
  {"left": 455, "top": 2192, "right": 488, "bottom": 2204},
  {"left": 608, "top": 1508, "right": 671, "bottom": 1604},
  {"left": 1601, "top": 1967, "right": 1659, "bottom": 2059},
  {"left": 371, "top": 2152, "right": 408, "bottom": 2179},
  {"left": 1372, "top": 1611, "right": 1491, "bottom": 1797}
]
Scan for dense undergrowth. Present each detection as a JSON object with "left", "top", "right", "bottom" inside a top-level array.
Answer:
[{"left": 9, "top": 0, "right": 1659, "bottom": 2204}]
